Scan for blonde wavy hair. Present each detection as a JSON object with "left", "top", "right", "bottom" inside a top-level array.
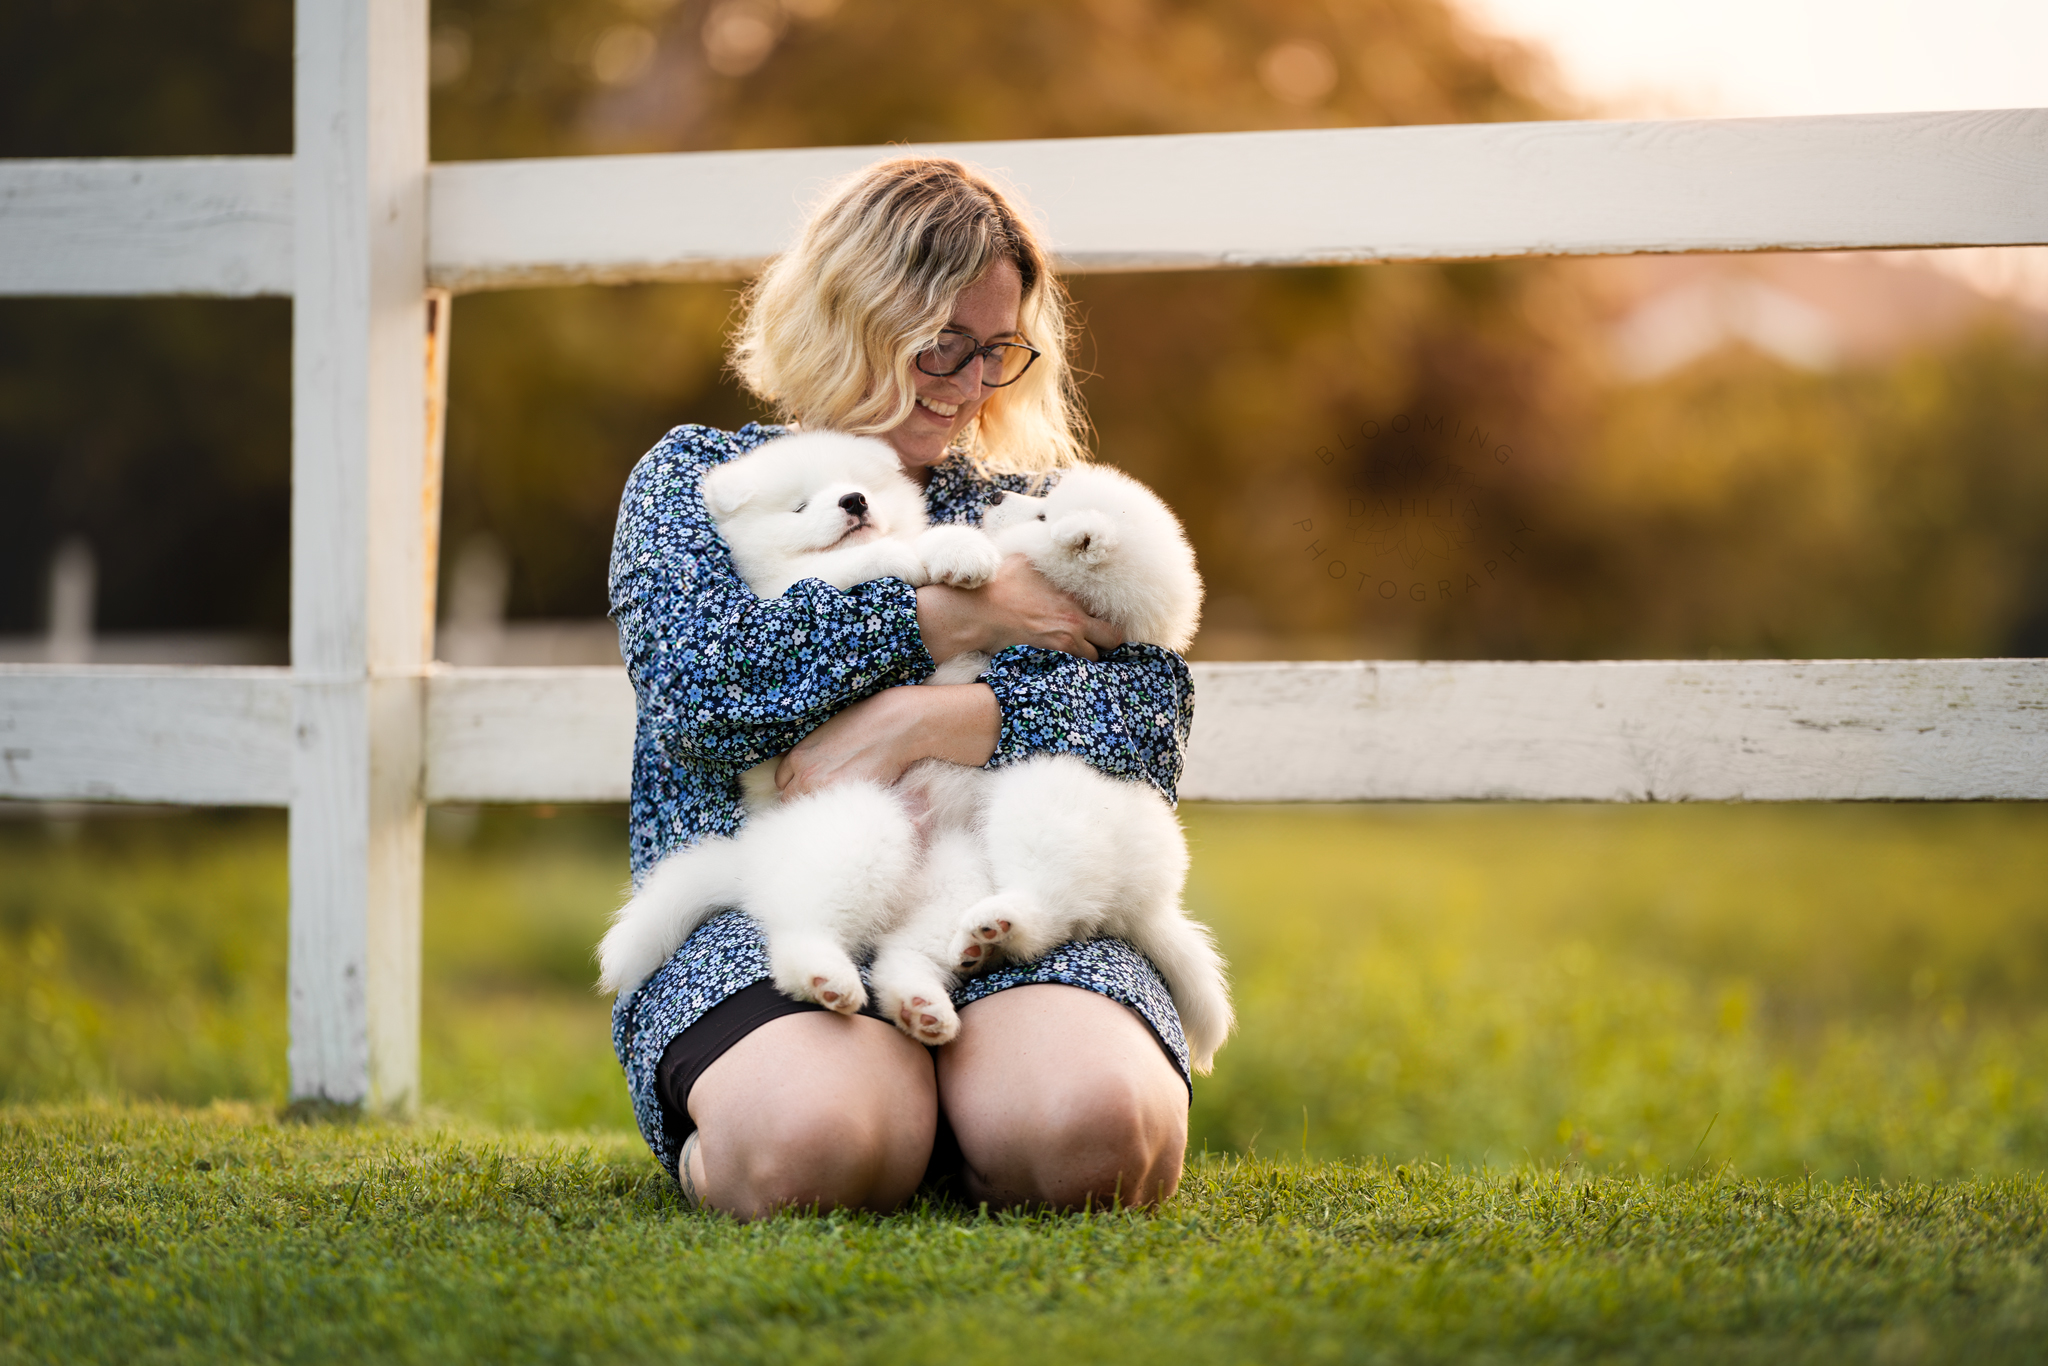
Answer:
[{"left": 729, "top": 156, "right": 1087, "bottom": 474}]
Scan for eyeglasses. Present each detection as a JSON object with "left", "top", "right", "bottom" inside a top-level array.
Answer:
[{"left": 913, "top": 328, "right": 1041, "bottom": 388}]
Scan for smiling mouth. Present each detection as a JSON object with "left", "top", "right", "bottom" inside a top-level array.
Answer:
[{"left": 917, "top": 394, "right": 961, "bottom": 419}]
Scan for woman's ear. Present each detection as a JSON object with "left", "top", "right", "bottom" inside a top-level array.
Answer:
[{"left": 700, "top": 467, "right": 756, "bottom": 518}]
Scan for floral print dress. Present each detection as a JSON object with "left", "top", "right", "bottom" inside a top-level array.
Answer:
[{"left": 607, "top": 423, "right": 1197, "bottom": 1176}]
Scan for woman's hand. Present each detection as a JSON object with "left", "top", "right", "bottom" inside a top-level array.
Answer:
[
  {"left": 917, "top": 553, "right": 1124, "bottom": 663},
  {"left": 775, "top": 683, "right": 1002, "bottom": 800}
]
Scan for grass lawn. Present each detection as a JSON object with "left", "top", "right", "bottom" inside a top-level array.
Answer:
[
  {"left": 5, "top": 1101, "right": 2046, "bottom": 1364},
  {"left": 4, "top": 801, "right": 2048, "bottom": 1359}
]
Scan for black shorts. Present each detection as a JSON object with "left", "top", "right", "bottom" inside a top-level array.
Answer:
[{"left": 613, "top": 909, "right": 1190, "bottom": 1184}]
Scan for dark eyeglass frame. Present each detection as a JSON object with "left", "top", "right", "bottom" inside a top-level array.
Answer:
[{"left": 914, "top": 327, "right": 1042, "bottom": 387}]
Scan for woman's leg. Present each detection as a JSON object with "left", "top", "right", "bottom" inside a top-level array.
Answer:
[
  {"left": 686, "top": 1009, "right": 936, "bottom": 1219},
  {"left": 938, "top": 983, "right": 1188, "bottom": 1210}
]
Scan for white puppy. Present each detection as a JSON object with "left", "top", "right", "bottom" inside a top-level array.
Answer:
[
  {"left": 597, "top": 440, "right": 1234, "bottom": 1073},
  {"left": 866, "top": 466, "right": 1233, "bottom": 1072},
  {"left": 596, "top": 431, "right": 996, "bottom": 1012}
]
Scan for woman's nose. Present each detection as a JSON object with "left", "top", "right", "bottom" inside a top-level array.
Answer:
[{"left": 838, "top": 492, "right": 869, "bottom": 517}]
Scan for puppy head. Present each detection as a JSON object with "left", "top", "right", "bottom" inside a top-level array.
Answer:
[
  {"left": 700, "top": 432, "right": 925, "bottom": 579},
  {"left": 983, "top": 465, "right": 1203, "bottom": 652}
]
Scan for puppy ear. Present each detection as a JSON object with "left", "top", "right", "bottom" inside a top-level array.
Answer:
[
  {"left": 700, "top": 466, "right": 756, "bottom": 518},
  {"left": 1050, "top": 510, "right": 1118, "bottom": 565}
]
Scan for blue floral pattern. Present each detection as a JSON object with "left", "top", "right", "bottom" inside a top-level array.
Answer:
[{"left": 606, "top": 423, "right": 1197, "bottom": 1176}]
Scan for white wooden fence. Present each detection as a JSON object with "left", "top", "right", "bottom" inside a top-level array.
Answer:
[{"left": 2, "top": 0, "right": 2045, "bottom": 1112}]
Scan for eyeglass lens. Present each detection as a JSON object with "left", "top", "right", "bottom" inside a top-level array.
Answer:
[{"left": 917, "top": 332, "right": 1036, "bottom": 386}]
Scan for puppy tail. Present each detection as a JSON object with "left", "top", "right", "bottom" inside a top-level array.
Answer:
[
  {"left": 1130, "top": 912, "right": 1236, "bottom": 1075},
  {"left": 596, "top": 836, "right": 745, "bottom": 995}
]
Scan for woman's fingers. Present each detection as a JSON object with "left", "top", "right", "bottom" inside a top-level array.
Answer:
[
  {"left": 1080, "top": 612, "right": 1125, "bottom": 657},
  {"left": 775, "top": 691, "right": 909, "bottom": 798},
  {"left": 987, "top": 554, "right": 1118, "bottom": 661}
]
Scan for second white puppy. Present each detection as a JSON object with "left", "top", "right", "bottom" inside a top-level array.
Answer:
[{"left": 865, "top": 466, "right": 1234, "bottom": 1072}]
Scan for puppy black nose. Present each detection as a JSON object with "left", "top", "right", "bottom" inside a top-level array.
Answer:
[
  {"left": 987, "top": 491, "right": 1006, "bottom": 505},
  {"left": 838, "top": 492, "right": 868, "bottom": 517}
]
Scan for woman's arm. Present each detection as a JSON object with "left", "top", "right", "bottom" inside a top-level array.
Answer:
[
  {"left": 774, "top": 644, "right": 1193, "bottom": 802},
  {"left": 979, "top": 643, "right": 1195, "bottom": 802},
  {"left": 771, "top": 555, "right": 1119, "bottom": 795},
  {"left": 920, "top": 552, "right": 1191, "bottom": 801},
  {"left": 611, "top": 427, "right": 938, "bottom": 768},
  {"left": 774, "top": 683, "right": 1001, "bottom": 798},
  {"left": 775, "top": 562, "right": 1193, "bottom": 804},
  {"left": 915, "top": 554, "right": 1124, "bottom": 663}
]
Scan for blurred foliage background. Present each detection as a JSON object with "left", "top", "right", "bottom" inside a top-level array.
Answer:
[{"left": 4, "top": 0, "right": 2044, "bottom": 655}]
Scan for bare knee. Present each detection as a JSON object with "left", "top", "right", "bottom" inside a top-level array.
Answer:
[
  {"left": 941, "top": 985, "right": 1190, "bottom": 1211},
  {"left": 963, "top": 1067, "right": 1187, "bottom": 1211},
  {"left": 686, "top": 1012, "right": 936, "bottom": 1220},
  {"left": 722, "top": 1108, "right": 907, "bottom": 1216}
]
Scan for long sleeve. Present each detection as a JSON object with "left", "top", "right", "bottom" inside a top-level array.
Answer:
[
  {"left": 980, "top": 642, "right": 1195, "bottom": 805},
  {"left": 610, "top": 425, "right": 939, "bottom": 771}
]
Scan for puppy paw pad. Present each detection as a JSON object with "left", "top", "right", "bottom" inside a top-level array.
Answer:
[
  {"left": 896, "top": 997, "right": 958, "bottom": 1045},
  {"left": 808, "top": 974, "right": 865, "bottom": 1014}
]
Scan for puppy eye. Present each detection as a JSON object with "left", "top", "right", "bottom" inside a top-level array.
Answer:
[
  {"left": 792, "top": 500, "right": 807, "bottom": 513},
  {"left": 1035, "top": 513, "right": 1046, "bottom": 521}
]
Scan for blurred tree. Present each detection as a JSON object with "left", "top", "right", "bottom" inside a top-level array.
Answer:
[
  {"left": 0, "top": 298, "right": 292, "bottom": 635},
  {"left": 425, "top": 0, "right": 1586, "bottom": 623},
  {"left": 1499, "top": 327, "right": 2048, "bottom": 660},
  {"left": 3, "top": 0, "right": 2043, "bottom": 657},
  {"left": 0, "top": 1, "right": 292, "bottom": 636},
  {"left": 0, "top": 0, "right": 291, "bottom": 159}
]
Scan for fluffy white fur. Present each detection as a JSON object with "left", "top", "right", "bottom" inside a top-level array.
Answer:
[{"left": 596, "top": 442, "right": 1234, "bottom": 1073}]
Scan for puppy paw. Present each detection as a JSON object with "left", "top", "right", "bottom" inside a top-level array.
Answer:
[
  {"left": 872, "top": 541, "right": 930, "bottom": 589},
  {"left": 888, "top": 991, "right": 959, "bottom": 1046},
  {"left": 808, "top": 971, "right": 867, "bottom": 1014},
  {"left": 916, "top": 526, "right": 1002, "bottom": 589},
  {"left": 949, "top": 894, "right": 1026, "bottom": 973},
  {"left": 774, "top": 948, "right": 868, "bottom": 1014}
]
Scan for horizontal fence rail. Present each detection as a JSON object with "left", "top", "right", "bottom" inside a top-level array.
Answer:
[
  {"left": 1179, "top": 660, "right": 2048, "bottom": 802},
  {"left": 5, "top": 109, "right": 2045, "bottom": 297},
  {"left": 0, "top": 157, "right": 294, "bottom": 297},
  {"left": 5, "top": 659, "right": 2044, "bottom": 806},
  {"left": 0, "top": 666, "right": 294, "bottom": 805}
]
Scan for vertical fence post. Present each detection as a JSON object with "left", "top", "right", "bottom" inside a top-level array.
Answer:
[{"left": 289, "top": 0, "right": 432, "bottom": 1113}]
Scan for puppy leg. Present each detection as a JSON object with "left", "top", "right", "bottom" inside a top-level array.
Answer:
[
  {"left": 869, "top": 941, "right": 960, "bottom": 1045},
  {"left": 871, "top": 827, "right": 989, "bottom": 1041},
  {"left": 914, "top": 525, "right": 1001, "bottom": 588},
  {"left": 956, "top": 756, "right": 1158, "bottom": 968},
  {"left": 806, "top": 538, "right": 928, "bottom": 590},
  {"left": 948, "top": 890, "right": 1048, "bottom": 972},
  {"left": 767, "top": 930, "right": 870, "bottom": 1015},
  {"left": 742, "top": 781, "right": 921, "bottom": 1014}
]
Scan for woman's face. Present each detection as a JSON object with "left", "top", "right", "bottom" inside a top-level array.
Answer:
[{"left": 882, "top": 258, "right": 1024, "bottom": 479}]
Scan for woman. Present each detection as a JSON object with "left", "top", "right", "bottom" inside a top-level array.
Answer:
[{"left": 608, "top": 157, "right": 1196, "bottom": 1218}]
